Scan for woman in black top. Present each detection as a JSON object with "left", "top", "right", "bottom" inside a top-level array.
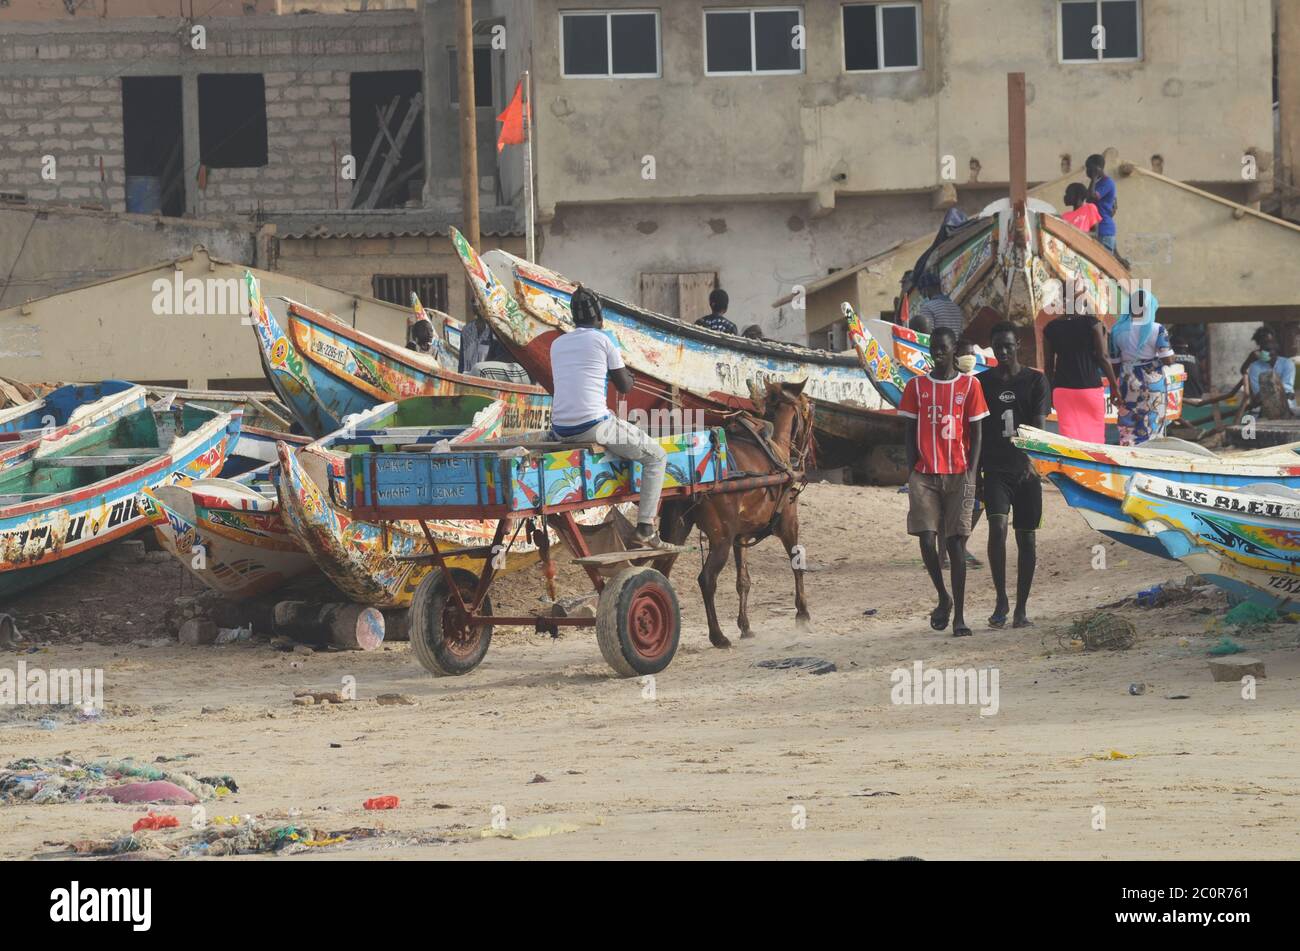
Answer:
[{"left": 1041, "top": 307, "right": 1121, "bottom": 443}]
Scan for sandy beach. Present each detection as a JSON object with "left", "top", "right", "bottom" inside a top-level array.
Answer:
[{"left": 2, "top": 482, "right": 1297, "bottom": 860}]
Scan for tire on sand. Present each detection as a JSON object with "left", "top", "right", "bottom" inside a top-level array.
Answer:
[
  {"left": 408, "top": 567, "right": 493, "bottom": 676},
  {"left": 596, "top": 566, "right": 680, "bottom": 677}
]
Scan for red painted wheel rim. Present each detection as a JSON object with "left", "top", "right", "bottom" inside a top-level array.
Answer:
[
  {"left": 442, "top": 585, "right": 481, "bottom": 658},
  {"left": 627, "top": 583, "right": 674, "bottom": 660}
]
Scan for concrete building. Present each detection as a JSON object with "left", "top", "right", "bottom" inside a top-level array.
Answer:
[{"left": 507, "top": 0, "right": 1283, "bottom": 345}]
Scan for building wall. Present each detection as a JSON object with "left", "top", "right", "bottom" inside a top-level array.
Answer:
[
  {"left": 529, "top": 0, "right": 1274, "bottom": 217},
  {"left": 0, "top": 1, "right": 416, "bottom": 22},
  {"left": 0, "top": 13, "right": 424, "bottom": 214},
  {"left": 0, "top": 204, "right": 261, "bottom": 308},
  {"left": 1281, "top": 0, "right": 1300, "bottom": 220},
  {"left": 276, "top": 232, "right": 528, "bottom": 322},
  {"left": 0, "top": 249, "right": 425, "bottom": 390}
]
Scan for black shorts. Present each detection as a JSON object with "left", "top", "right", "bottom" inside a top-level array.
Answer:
[{"left": 980, "top": 468, "right": 1042, "bottom": 531}]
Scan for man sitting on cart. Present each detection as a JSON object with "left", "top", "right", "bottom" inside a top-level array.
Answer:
[{"left": 551, "top": 287, "right": 672, "bottom": 550}]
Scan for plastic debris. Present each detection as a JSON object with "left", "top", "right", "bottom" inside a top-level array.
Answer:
[
  {"left": 132, "top": 811, "right": 180, "bottom": 832},
  {"left": 1221, "top": 601, "right": 1278, "bottom": 631},
  {"left": 215, "top": 625, "right": 253, "bottom": 645},
  {"left": 1207, "top": 635, "right": 1248, "bottom": 656},
  {"left": 1094, "top": 750, "right": 1134, "bottom": 760},
  {"left": 1, "top": 756, "right": 234, "bottom": 806},
  {"left": 480, "top": 822, "right": 581, "bottom": 840},
  {"left": 755, "top": 656, "right": 837, "bottom": 675},
  {"left": 363, "top": 795, "right": 400, "bottom": 810},
  {"left": 92, "top": 780, "right": 197, "bottom": 805},
  {"left": 1128, "top": 682, "right": 1147, "bottom": 696},
  {"left": 37, "top": 718, "right": 59, "bottom": 731},
  {"left": 1066, "top": 612, "right": 1135, "bottom": 651}
]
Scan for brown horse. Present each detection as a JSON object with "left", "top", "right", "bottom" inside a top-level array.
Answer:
[{"left": 660, "top": 380, "right": 814, "bottom": 648}]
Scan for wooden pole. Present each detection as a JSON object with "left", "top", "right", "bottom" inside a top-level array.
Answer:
[
  {"left": 523, "top": 69, "right": 536, "bottom": 262},
  {"left": 1007, "top": 72, "right": 1027, "bottom": 208},
  {"left": 457, "top": 0, "right": 481, "bottom": 250}
]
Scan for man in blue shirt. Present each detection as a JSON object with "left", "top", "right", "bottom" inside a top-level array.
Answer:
[
  {"left": 1242, "top": 326, "right": 1297, "bottom": 418},
  {"left": 1085, "top": 154, "right": 1118, "bottom": 254}
]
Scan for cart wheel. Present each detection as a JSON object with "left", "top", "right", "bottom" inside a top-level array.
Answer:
[
  {"left": 596, "top": 567, "right": 680, "bottom": 677},
  {"left": 408, "top": 567, "right": 493, "bottom": 677}
]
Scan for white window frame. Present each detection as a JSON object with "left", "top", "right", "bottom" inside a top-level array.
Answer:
[
  {"left": 703, "top": 6, "right": 806, "bottom": 77},
  {"left": 1057, "top": 0, "right": 1143, "bottom": 64},
  {"left": 559, "top": 9, "right": 662, "bottom": 79},
  {"left": 842, "top": 2, "right": 923, "bottom": 74}
]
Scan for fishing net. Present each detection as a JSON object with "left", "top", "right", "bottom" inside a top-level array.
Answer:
[{"left": 1065, "top": 612, "right": 1136, "bottom": 651}]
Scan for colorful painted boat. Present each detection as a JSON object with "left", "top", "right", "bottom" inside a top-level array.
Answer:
[
  {"left": 0, "top": 402, "right": 239, "bottom": 599},
  {"left": 141, "top": 468, "right": 314, "bottom": 600},
  {"left": 0, "top": 381, "right": 148, "bottom": 472},
  {"left": 1122, "top": 474, "right": 1300, "bottom": 612},
  {"left": 144, "top": 386, "right": 305, "bottom": 477},
  {"left": 244, "top": 271, "right": 550, "bottom": 439},
  {"left": 845, "top": 302, "right": 1185, "bottom": 435},
  {"left": 1014, "top": 425, "right": 1300, "bottom": 558},
  {"left": 453, "top": 231, "right": 900, "bottom": 463}
]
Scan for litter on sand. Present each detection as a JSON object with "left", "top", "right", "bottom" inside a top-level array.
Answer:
[
  {"left": 132, "top": 811, "right": 180, "bottom": 832},
  {"left": 755, "top": 657, "right": 838, "bottom": 675},
  {"left": 0, "top": 756, "right": 236, "bottom": 805},
  {"left": 1207, "top": 636, "right": 1247, "bottom": 656},
  {"left": 1064, "top": 613, "right": 1136, "bottom": 652},
  {"left": 1221, "top": 602, "right": 1279, "bottom": 631},
  {"left": 363, "top": 795, "right": 400, "bottom": 810}
]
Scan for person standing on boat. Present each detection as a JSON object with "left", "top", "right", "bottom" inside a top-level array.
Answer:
[
  {"left": 696, "top": 289, "right": 739, "bottom": 335},
  {"left": 550, "top": 286, "right": 671, "bottom": 550},
  {"left": 913, "top": 271, "right": 965, "bottom": 337},
  {"left": 1085, "top": 154, "right": 1118, "bottom": 254},
  {"left": 898, "top": 326, "right": 989, "bottom": 638},
  {"left": 1108, "top": 289, "right": 1174, "bottom": 446},
  {"left": 1042, "top": 292, "right": 1121, "bottom": 443},
  {"left": 1062, "top": 183, "right": 1102, "bottom": 235},
  {"left": 978, "top": 322, "right": 1049, "bottom": 629}
]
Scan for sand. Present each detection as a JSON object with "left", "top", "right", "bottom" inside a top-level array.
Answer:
[{"left": 2, "top": 482, "right": 1298, "bottom": 860}]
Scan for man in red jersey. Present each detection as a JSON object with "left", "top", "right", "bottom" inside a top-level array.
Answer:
[{"left": 898, "top": 326, "right": 989, "bottom": 637}]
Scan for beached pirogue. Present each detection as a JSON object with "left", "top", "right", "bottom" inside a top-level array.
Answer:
[
  {"left": 142, "top": 396, "right": 531, "bottom": 605},
  {"left": 244, "top": 272, "right": 550, "bottom": 438},
  {"left": 0, "top": 401, "right": 239, "bottom": 598},
  {"left": 453, "top": 229, "right": 898, "bottom": 464},
  {"left": 0, "top": 381, "right": 147, "bottom": 473}
]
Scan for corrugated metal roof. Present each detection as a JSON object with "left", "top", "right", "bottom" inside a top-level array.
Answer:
[{"left": 271, "top": 208, "right": 523, "bottom": 240}]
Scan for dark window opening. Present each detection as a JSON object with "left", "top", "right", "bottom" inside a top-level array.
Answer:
[
  {"left": 349, "top": 71, "right": 425, "bottom": 210},
  {"left": 122, "top": 76, "right": 185, "bottom": 216},
  {"left": 449, "top": 47, "right": 494, "bottom": 107},
  {"left": 843, "top": 3, "right": 921, "bottom": 72},
  {"left": 706, "top": 9, "right": 804, "bottom": 74},
  {"left": 561, "top": 11, "right": 659, "bottom": 77},
  {"left": 372, "top": 274, "right": 448, "bottom": 312},
  {"left": 197, "top": 74, "right": 268, "bottom": 168},
  {"left": 1061, "top": 0, "right": 1141, "bottom": 62}
]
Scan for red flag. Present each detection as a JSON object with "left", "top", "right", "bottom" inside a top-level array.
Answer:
[{"left": 496, "top": 80, "right": 528, "bottom": 153}]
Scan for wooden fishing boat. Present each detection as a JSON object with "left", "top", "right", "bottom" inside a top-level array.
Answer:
[
  {"left": 142, "top": 396, "right": 509, "bottom": 602},
  {"left": 1122, "top": 474, "right": 1300, "bottom": 613},
  {"left": 244, "top": 272, "right": 550, "bottom": 439},
  {"left": 140, "top": 468, "right": 315, "bottom": 600},
  {"left": 453, "top": 231, "right": 900, "bottom": 464},
  {"left": 1013, "top": 425, "right": 1300, "bottom": 558},
  {"left": 0, "top": 381, "right": 148, "bottom": 472},
  {"left": 143, "top": 386, "right": 306, "bottom": 476},
  {"left": 0, "top": 402, "right": 239, "bottom": 599}
]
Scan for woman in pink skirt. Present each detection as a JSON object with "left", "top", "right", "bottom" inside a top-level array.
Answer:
[{"left": 1042, "top": 308, "right": 1121, "bottom": 443}]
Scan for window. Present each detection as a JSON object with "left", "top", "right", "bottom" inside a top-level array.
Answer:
[
  {"left": 1059, "top": 0, "right": 1141, "bottom": 62},
  {"left": 449, "top": 47, "right": 494, "bottom": 107},
  {"left": 197, "top": 74, "right": 267, "bottom": 168},
  {"left": 350, "top": 71, "right": 424, "bottom": 210},
  {"left": 372, "top": 274, "right": 449, "bottom": 312},
  {"left": 561, "top": 10, "right": 660, "bottom": 78},
  {"left": 843, "top": 3, "right": 921, "bottom": 72},
  {"left": 122, "top": 76, "right": 185, "bottom": 216},
  {"left": 705, "top": 7, "right": 804, "bottom": 75}
]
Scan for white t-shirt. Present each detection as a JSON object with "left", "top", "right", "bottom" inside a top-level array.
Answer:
[{"left": 549, "top": 327, "right": 625, "bottom": 427}]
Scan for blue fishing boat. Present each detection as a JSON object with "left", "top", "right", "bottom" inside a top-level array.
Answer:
[
  {"left": 1122, "top": 474, "right": 1300, "bottom": 612},
  {"left": 1015, "top": 425, "right": 1300, "bottom": 557},
  {"left": 0, "top": 381, "right": 147, "bottom": 473},
  {"left": 0, "top": 402, "right": 240, "bottom": 599}
]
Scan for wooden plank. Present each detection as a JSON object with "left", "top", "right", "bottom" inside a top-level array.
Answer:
[
  {"left": 394, "top": 545, "right": 494, "bottom": 563},
  {"left": 34, "top": 452, "right": 157, "bottom": 468},
  {"left": 362, "top": 92, "right": 423, "bottom": 210},
  {"left": 1007, "top": 72, "right": 1027, "bottom": 207},
  {"left": 573, "top": 545, "right": 691, "bottom": 566},
  {"left": 677, "top": 272, "right": 718, "bottom": 324},
  {"left": 349, "top": 95, "right": 401, "bottom": 210}
]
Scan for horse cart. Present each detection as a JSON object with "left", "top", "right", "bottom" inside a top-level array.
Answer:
[{"left": 347, "top": 428, "right": 792, "bottom": 677}]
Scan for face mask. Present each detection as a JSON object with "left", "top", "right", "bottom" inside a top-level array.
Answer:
[
  {"left": 1259, "top": 350, "right": 1272, "bottom": 363},
  {"left": 956, "top": 354, "right": 978, "bottom": 374}
]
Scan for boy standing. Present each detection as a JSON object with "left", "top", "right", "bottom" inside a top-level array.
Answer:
[
  {"left": 898, "top": 326, "right": 989, "bottom": 637},
  {"left": 978, "top": 322, "right": 1050, "bottom": 629}
]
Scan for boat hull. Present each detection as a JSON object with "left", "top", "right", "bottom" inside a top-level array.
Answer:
[
  {"left": 244, "top": 271, "right": 549, "bottom": 438},
  {"left": 0, "top": 382, "right": 148, "bottom": 473}
]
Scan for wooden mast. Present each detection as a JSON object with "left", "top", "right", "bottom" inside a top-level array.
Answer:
[{"left": 457, "top": 0, "right": 481, "bottom": 251}]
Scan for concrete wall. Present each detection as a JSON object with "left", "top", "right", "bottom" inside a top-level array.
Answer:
[
  {"left": 0, "top": 248, "right": 426, "bottom": 389},
  {"left": 0, "top": 12, "right": 423, "bottom": 214},
  {"left": 529, "top": 0, "right": 1274, "bottom": 217},
  {"left": 1281, "top": 0, "right": 1300, "bottom": 220},
  {"left": 0, "top": 1, "right": 416, "bottom": 22},
  {"left": 0, "top": 204, "right": 261, "bottom": 308},
  {"left": 276, "top": 231, "right": 527, "bottom": 321}
]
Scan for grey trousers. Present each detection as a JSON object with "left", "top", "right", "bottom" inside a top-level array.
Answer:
[{"left": 557, "top": 415, "right": 667, "bottom": 525}]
